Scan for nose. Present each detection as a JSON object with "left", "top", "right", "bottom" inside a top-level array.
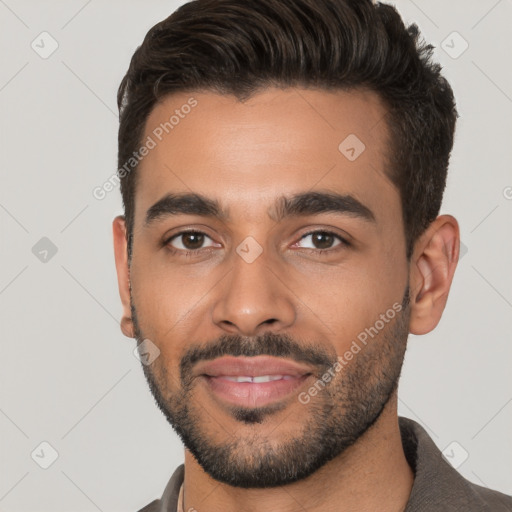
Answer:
[{"left": 211, "top": 249, "right": 296, "bottom": 337}]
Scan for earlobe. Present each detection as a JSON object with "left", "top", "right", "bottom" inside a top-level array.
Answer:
[
  {"left": 408, "top": 215, "right": 460, "bottom": 335},
  {"left": 121, "top": 315, "right": 135, "bottom": 338},
  {"left": 112, "top": 215, "right": 135, "bottom": 339}
]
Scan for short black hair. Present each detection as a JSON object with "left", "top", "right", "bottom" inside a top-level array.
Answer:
[{"left": 117, "top": 0, "right": 458, "bottom": 261}]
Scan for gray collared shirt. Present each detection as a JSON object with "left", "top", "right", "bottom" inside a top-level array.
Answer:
[{"left": 137, "top": 417, "right": 512, "bottom": 511}]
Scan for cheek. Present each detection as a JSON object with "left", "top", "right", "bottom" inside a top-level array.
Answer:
[
  {"left": 357, "top": 231, "right": 407, "bottom": 301},
  {"left": 130, "top": 255, "right": 221, "bottom": 349},
  {"left": 291, "top": 257, "right": 403, "bottom": 350},
  {"left": 278, "top": 264, "right": 370, "bottom": 344}
]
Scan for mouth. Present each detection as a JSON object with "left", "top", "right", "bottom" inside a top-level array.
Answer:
[
  {"left": 195, "top": 356, "right": 314, "bottom": 408},
  {"left": 212, "top": 374, "right": 299, "bottom": 383}
]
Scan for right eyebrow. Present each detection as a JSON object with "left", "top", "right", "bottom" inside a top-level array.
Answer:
[{"left": 144, "top": 193, "right": 228, "bottom": 227}]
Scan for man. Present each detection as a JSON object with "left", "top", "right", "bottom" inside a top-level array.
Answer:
[{"left": 112, "top": 0, "right": 512, "bottom": 510}]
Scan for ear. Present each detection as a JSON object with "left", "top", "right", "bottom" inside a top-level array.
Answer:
[
  {"left": 408, "top": 215, "right": 460, "bottom": 335},
  {"left": 113, "top": 215, "right": 135, "bottom": 338}
]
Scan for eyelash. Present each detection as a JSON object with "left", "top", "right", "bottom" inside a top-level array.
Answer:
[{"left": 163, "top": 229, "right": 351, "bottom": 258}]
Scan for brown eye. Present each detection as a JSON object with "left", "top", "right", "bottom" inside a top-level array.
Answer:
[
  {"left": 167, "top": 231, "right": 215, "bottom": 251},
  {"left": 311, "top": 232, "right": 335, "bottom": 249},
  {"left": 297, "top": 231, "right": 346, "bottom": 251},
  {"left": 181, "top": 232, "right": 205, "bottom": 249}
]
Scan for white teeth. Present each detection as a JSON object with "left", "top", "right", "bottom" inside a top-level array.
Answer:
[
  {"left": 252, "top": 375, "right": 284, "bottom": 383},
  {"left": 222, "top": 375, "right": 285, "bottom": 383},
  {"left": 223, "top": 376, "right": 253, "bottom": 382}
]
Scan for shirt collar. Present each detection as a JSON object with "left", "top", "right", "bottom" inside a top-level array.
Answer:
[{"left": 176, "top": 482, "right": 184, "bottom": 512}]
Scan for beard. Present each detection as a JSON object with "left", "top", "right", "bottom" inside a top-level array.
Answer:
[{"left": 132, "top": 284, "right": 411, "bottom": 488}]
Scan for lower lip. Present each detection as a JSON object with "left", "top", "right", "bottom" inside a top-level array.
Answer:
[{"left": 202, "top": 375, "right": 311, "bottom": 408}]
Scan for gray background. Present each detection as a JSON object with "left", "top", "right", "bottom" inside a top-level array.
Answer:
[{"left": 0, "top": 0, "right": 511, "bottom": 510}]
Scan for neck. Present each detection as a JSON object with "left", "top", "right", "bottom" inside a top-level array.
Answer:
[{"left": 182, "top": 393, "right": 414, "bottom": 512}]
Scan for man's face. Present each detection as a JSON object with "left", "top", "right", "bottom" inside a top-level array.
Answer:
[{"left": 126, "top": 88, "right": 411, "bottom": 487}]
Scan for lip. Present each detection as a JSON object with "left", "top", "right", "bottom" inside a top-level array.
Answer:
[
  {"left": 195, "top": 356, "right": 314, "bottom": 408},
  {"left": 201, "top": 374, "right": 311, "bottom": 408},
  {"left": 194, "top": 355, "right": 313, "bottom": 378}
]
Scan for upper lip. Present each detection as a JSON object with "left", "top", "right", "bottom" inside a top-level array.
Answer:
[{"left": 195, "top": 355, "right": 313, "bottom": 378}]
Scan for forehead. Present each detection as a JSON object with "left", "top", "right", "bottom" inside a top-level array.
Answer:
[{"left": 134, "top": 87, "right": 398, "bottom": 228}]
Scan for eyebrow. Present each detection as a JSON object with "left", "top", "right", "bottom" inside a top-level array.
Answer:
[{"left": 144, "top": 190, "right": 376, "bottom": 227}]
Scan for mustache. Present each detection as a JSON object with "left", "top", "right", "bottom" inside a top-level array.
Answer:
[{"left": 180, "top": 331, "right": 336, "bottom": 383}]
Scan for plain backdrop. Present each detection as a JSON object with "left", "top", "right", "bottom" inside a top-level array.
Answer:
[{"left": 0, "top": 1, "right": 511, "bottom": 510}]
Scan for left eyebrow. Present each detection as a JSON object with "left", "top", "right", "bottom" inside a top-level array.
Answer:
[
  {"left": 269, "top": 190, "right": 376, "bottom": 224},
  {"left": 144, "top": 190, "right": 376, "bottom": 227}
]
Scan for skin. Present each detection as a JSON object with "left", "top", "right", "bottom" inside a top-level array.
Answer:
[{"left": 113, "top": 87, "right": 460, "bottom": 512}]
